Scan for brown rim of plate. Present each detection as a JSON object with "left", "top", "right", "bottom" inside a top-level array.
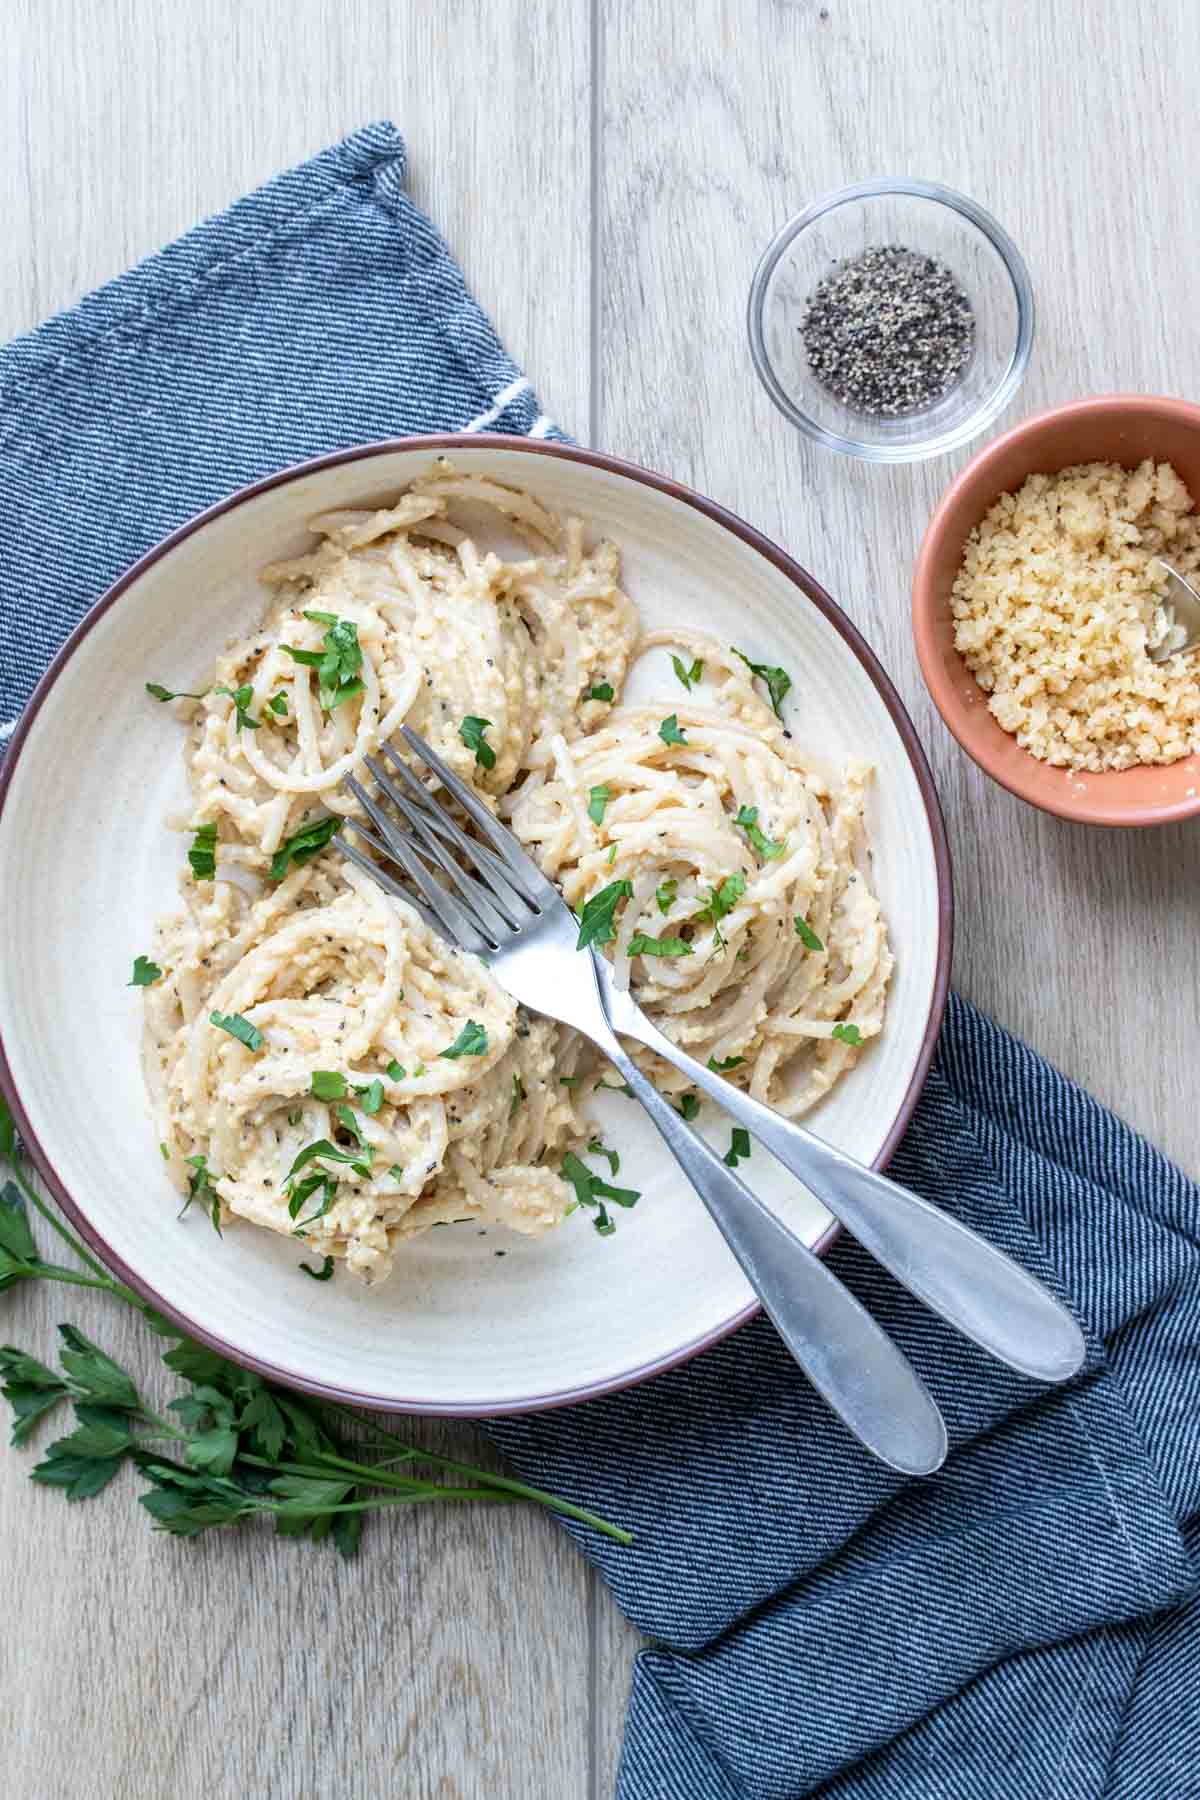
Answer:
[{"left": 0, "top": 433, "right": 954, "bottom": 1416}]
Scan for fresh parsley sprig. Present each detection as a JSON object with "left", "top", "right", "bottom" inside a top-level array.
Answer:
[{"left": 0, "top": 1092, "right": 631, "bottom": 1549}]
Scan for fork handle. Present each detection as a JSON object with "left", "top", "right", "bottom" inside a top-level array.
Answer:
[
  {"left": 594, "top": 1036, "right": 947, "bottom": 1475},
  {"left": 618, "top": 1010, "right": 1085, "bottom": 1385}
]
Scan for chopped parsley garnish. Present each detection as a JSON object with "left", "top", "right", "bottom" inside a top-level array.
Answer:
[
  {"left": 187, "top": 822, "right": 218, "bottom": 881},
  {"left": 658, "top": 714, "right": 687, "bottom": 746},
  {"left": 303, "top": 609, "right": 339, "bottom": 626},
  {"left": 268, "top": 813, "right": 342, "bottom": 881},
  {"left": 723, "top": 1127, "right": 752, "bottom": 1169},
  {"left": 129, "top": 955, "right": 162, "bottom": 987},
  {"left": 732, "top": 648, "right": 792, "bottom": 719},
  {"left": 596, "top": 1078, "right": 635, "bottom": 1097},
  {"left": 334, "top": 1105, "right": 368, "bottom": 1151},
  {"left": 159, "top": 1142, "right": 171, "bottom": 1160},
  {"left": 283, "top": 1139, "right": 372, "bottom": 1229},
  {"left": 209, "top": 1011, "right": 263, "bottom": 1053},
  {"left": 440, "top": 1020, "right": 489, "bottom": 1059},
  {"left": 287, "top": 1170, "right": 338, "bottom": 1233},
  {"left": 311, "top": 1071, "right": 346, "bottom": 1101},
  {"left": 587, "top": 784, "right": 610, "bottom": 826},
  {"left": 606, "top": 844, "right": 618, "bottom": 865},
  {"left": 181, "top": 1155, "right": 222, "bottom": 1235},
  {"left": 561, "top": 1150, "right": 640, "bottom": 1237},
  {"left": 575, "top": 879, "right": 633, "bottom": 951},
  {"left": 146, "top": 682, "right": 207, "bottom": 703},
  {"left": 695, "top": 872, "right": 746, "bottom": 950},
  {"left": 707, "top": 1053, "right": 745, "bottom": 1073},
  {"left": 354, "top": 1079, "right": 384, "bottom": 1117},
  {"left": 413, "top": 1062, "right": 426, "bottom": 1077},
  {"left": 587, "top": 1136, "right": 620, "bottom": 1176},
  {"left": 387, "top": 1163, "right": 405, "bottom": 1181},
  {"left": 585, "top": 681, "right": 614, "bottom": 703},
  {"left": 794, "top": 917, "right": 824, "bottom": 953},
  {"left": 459, "top": 716, "right": 496, "bottom": 771},
  {"left": 656, "top": 879, "right": 678, "bottom": 915},
  {"left": 298, "top": 1255, "right": 335, "bottom": 1280},
  {"left": 283, "top": 616, "right": 364, "bottom": 711},
  {"left": 678, "top": 1092, "right": 700, "bottom": 1121},
  {"left": 735, "top": 805, "right": 785, "bottom": 861},
  {"left": 832, "top": 1023, "right": 864, "bottom": 1047},
  {"left": 558, "top": 1075, "right": 580, "bottom": 1087},
  {"left": 510, "top": 1073, "right": 526, "bottom": 1119},
  {"left": 267, "top": 692, "right": 288, "bottom": 716},
  {"left": 627, "top": 932, "right": 692, "bottom": 958},
  {"left": 385, "top": 1059, "right": 406, "bottom": 1081},
  {"left": 214, "top": 683, "right": 260, "bottom": 731},
  {"left": 671, "top": 655, "right": 704, "bottom": 692}
]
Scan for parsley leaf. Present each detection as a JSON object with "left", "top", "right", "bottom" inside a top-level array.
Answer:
[
  {"left": 794, "top": 917, "right": 824, "bottom": 953},
  {"left": 440, "top": 1020, "right": 489, "bottom": 1059},
  {"left": 129, "top": 955, "right": 162, "bottom": 987},
  {"left": 707, "top": 1053, "right": 745, "bottom": 1073},
  {"left": 284, "top": 617, "right": 363, "bottom": 711},
  {"left": 146, "top": 682, "right": 207, "bottom": 703},
  {"left": 459, "top": 716, "right": 496, "bottom": 771},
  {"left": 0, "top": 1346, "right": 70, "bottom": 1446},
  {"left": 678, "top": 1092, "right": 700, "bottom": 1121},
  {"left": 561, "top": 1151, "right": 640, "bottom": 1237},
  {"left": 671, "top": 655, "right": 704, "bottom": 692},
  {"left": 732, "top": 648, "right": 793, "bottom": 719},
  {"left": 303, "top": 609, "right": 339, "bottom": 626},
  {"left": 187, "top": 822, "right": 218, "bottom": 881},
  {"left": 575, "top": 879, "right": 632, "bottom": 950},
  {"left": 658, "top": 714, "right": 687, "bottom": 746},
  {"left": 214, "top": 683, "right": 260, "bottom": 731},
  {"left": 299, "top": 1256, "right": 336, "bottom": 1281},
  {"left": 585, "top": 681, "right": 614, "bottom": 702},
  {"left": 655, "top": 879, "right": 678, "bottom": 915},
  {"left": 210, "top": 1011, "right": 263, "bottom": 1053},
  {"left": 734, "top": 805, "right": 785, "bottom": 860},
  {"left": 587, "top": 784, "right": 610, "bottom": 826},
  {"left": 627, "top": 932, "right": 692, "bottom": 958},
  {"left": 587, "top": 1136, "right": 620, "bottom": 1177},
  {"left": 354, "top": 1079, "right": 384, "bottom": 1117},
  {"left": 334, "top": 1105, "right": 368, "bottom": 1150},
  {"left": 723, "top": 1127, "right": 752, "bottom": 1169},
  {"left": 832, "top": 1023, "right": 864, "bottom": 1047},
  {"left": 268, "top": 692, "right": 288, "bottom": 716},
  {"left": 310, "top": 1071, "right": 346, "bottom": 1101},
  {"left": 385, "top": 1059, "right": 406, "bottom": 1081},
  {"left": 695, "top": 872, "right": 746, "bottom": 950},
  {"left": 268, "top": 813, "right": 342, "bottom": 881},
  {"left": 181, "top": 1155, "right": 223, "bottom": 1235}
]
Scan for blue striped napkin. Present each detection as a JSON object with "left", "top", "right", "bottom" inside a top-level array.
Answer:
[{"left": 1, "top": 125, "right": 1196, "bottom": 1800}]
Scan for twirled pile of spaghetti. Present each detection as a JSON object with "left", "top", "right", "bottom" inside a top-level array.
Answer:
[{"left": 143, "top": 463, "right": 891, "bottom": 1283}]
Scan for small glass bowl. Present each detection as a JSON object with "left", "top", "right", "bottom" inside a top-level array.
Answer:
[{"left": 747, "top": 179, "right": 1035, "bottom": 463}]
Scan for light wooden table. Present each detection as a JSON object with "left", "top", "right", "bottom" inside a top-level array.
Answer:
[{"left": 3, "top": 2, "right": 1197, "bottom": 1795}]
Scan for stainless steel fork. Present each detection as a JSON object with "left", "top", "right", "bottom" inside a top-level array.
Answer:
[
  {"left": 339, "top": 727, "right": 1082, "bottom": 1467},
  {"left": 338, "top": 731, "right": 948, "bottom": 1473}
]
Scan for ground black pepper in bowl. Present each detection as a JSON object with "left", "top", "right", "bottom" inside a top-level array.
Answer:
[{"left": 800, "top": 244, "right": 975, "bottom": 417}]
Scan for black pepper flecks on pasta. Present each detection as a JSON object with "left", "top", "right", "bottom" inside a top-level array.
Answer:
[{"left": 800, "top": 244, "right": 975, "bottom": 417}]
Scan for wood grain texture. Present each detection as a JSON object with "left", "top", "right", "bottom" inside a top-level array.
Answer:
[
  {"left": 5, "top": 0, "right": 1200, "bottom": 1795},
  {"left": 591, "top": 0, "right": 1200, "bottom": 1789},
  {"left": 0, "top": 3, "right": 593, "bottom": 1798}
]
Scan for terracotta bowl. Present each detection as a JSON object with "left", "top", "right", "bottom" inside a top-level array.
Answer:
[{"left": 913, "top": 394, "right": 1200, "bottom": 825}]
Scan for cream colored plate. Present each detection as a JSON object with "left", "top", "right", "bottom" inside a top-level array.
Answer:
[{"left": 0, "top": 439, "right": 950, "bottom": 1413}]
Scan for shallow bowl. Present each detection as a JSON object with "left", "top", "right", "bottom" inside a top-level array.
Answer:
[{"left": 0, "top": 437, "right": 951, "bottom": 1412}]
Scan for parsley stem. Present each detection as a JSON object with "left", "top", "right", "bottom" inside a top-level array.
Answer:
[
  {"left": 9, "top": 1265, "right": 124, "bottom": 1296},
  {"left": 321, "top": 1406, "right": 635, "bottom": 1544},
  {"left": 274, "top": 1490, "right": 522, "bottom": 1513},
  {"left": 6, "top": 1161, "right": 114, "bottom": 1284}
]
